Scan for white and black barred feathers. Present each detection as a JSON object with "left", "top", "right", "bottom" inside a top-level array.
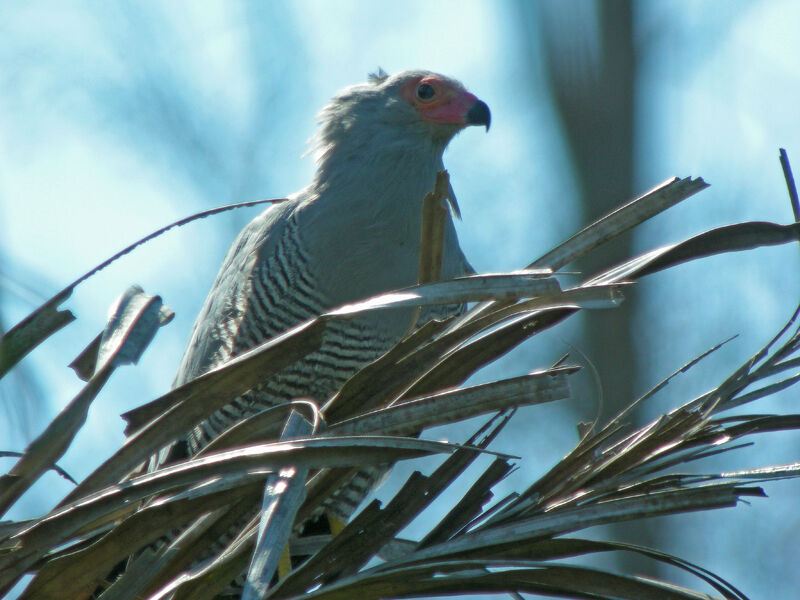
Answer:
[{"left": 163, "top": 70, "right": 481, "bottom": 521}]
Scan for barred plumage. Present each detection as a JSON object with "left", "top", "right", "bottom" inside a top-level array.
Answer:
[
  {"left": 159, "top": 69, "right": 489, "bottom": 589},
  {"left": 185, "top": 213, "right": 457, "bottom": 518}
]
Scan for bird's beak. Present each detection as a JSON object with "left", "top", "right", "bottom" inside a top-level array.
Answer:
[
  {"left": 466, "top": 99, "right": 491, "bottom": 131},
  {"left": 418, "top": 90, "right": 491, "bottom": 131}
]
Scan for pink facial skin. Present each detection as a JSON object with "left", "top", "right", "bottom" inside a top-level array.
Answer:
[{"left": 402, "top": 76, "right": 480, "bottom": 126}]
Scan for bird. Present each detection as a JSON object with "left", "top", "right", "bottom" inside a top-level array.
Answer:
[{"left": 168, "top": 68, "right": 489, "bottom": 553}]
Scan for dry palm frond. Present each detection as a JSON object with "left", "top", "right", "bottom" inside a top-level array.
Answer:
[{"left": 2, "top": 173, "right": 800, "bottom": 600}]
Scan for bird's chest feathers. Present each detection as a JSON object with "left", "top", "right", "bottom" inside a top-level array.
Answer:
[{"left": 303, "top": 177, "right": 435, "bottom": 305}]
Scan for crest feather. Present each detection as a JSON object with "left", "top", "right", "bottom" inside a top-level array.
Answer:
[{"left": 368, "top": 67, "right": 389, "bottom": 84}]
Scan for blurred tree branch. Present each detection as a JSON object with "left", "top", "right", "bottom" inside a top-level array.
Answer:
[
  {"left": 519, "top": 0, "right": 635, "bottom": 420},
  {"left": 516, "top": 0, "right": 653, "bottom": 578}
]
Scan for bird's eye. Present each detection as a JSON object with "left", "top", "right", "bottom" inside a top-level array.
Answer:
[{"left": 416, "top": 83, "right": 436, "bottom": 101}]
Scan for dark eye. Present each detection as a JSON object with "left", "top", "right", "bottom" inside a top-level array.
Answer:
[{"left": 416, "top": 83, "right": 436, "bottom": 101}]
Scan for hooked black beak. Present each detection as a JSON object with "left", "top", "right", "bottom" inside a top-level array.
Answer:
[{"left": 466, "top": 99, "right": 491, "bottom": 131}]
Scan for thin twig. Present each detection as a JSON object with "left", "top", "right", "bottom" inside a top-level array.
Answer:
[
  {"left": 779, "top": 148, "right": 800, "bottom": 223},
  {"left": 66, "top": 198, "right": 288, "bottom": 293}
]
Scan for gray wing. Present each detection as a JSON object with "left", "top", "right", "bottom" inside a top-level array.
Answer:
[
  {"left": 173, "top": 199, "right": 297, "bottom": 387},
  {"left": 152, "top": 200, "right": 299, "bottom": 468}
]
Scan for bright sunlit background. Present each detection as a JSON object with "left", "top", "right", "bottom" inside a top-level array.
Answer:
[{"left": 2, "top": 1, "right": 800, "bottom": 598}]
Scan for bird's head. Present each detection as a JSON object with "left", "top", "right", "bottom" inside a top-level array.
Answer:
[
  {"left": 313, "top": 69, "right": 490, "bottom": 164},
  {"left": 385, "top": 69, "right": 491, "bottom": 138}
]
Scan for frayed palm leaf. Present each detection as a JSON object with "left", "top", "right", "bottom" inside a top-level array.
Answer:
[{"left": 3, "top": 173, "right": 800, "bottom": 600}]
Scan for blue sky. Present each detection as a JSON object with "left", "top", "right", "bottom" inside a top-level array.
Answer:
[{"left": 2, "top": 1, "right": 800, "bottom": 597}]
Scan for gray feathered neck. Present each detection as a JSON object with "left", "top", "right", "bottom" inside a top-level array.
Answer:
[{"left": 308, "top": 70, "right": 460, "bottom": 219}]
